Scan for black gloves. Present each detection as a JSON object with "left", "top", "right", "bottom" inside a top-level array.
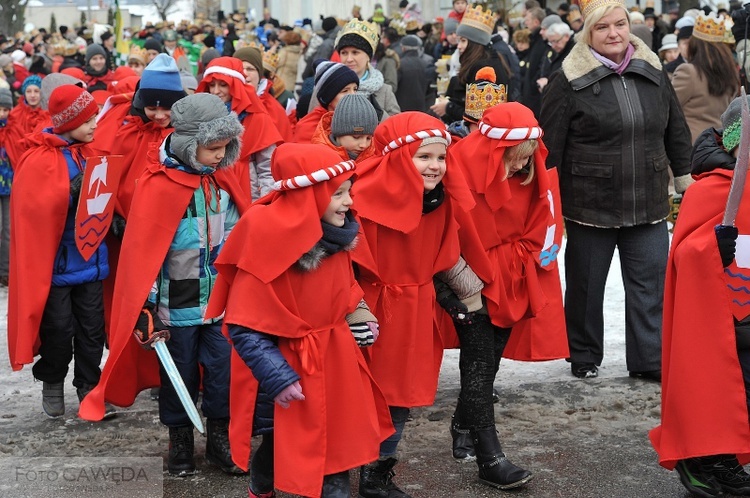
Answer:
[
  {"left": 715, "top": 224, "right": 739, "bottom": 268},
  {"left": 110, "top": 213, "right": 126, "bottom": 239},
  {"left": 69, "top": 172, "right": 84, "bottom": 202},
  {"left": 133, "top": 303, "right": 169, "bottom": 348}
]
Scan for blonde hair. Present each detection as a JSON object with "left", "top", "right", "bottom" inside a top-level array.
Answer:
[
  {"left": 503, "top": 140, "right": 537, "bottom": 185},
  {"left": 580, "top": 5, "right": 630, "bottom": 47}
]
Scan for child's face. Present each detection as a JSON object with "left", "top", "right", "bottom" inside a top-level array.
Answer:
[
  {"left": 208, "top": 80, "right": 231, "bottom": 103},
  {"left": 89, "top": 54, "right": 106, "bottom": 73},
  {"left": 453, "top": 0, "right": 468, "bottom": 14},
  {"left": 25, "top": 85, "right": 40, "bottom": 107},
  {"left": 0, "top": 107, "right": 8, "bottom": 120},
  {"left": 412, "top": 142, "right": 446, "bottom": 192},
  {"left": 241, "top": 61, "right": 260, "bottom": 87},
  {"left": 146, "top": 49, "right": 160, "bottom": 62},
  {"left": 329, "top": 83, "right": 358, "bottom": 111},
  {"left": 128, "top": 60, "right": 145, "bottom": 75},
  {"left": 66, "top": 115, "right": 97, "bottom": 143},
  {"left": 662, "top": 48, "right": 679, "bottom": 63},
  {"left": 144, "top": 106, "right": 172, "bottom": 128},
  {"left": 505, "top": 151, "right": 533, "bottom": 178},
  {"left": 338, "top": 134, "right": 372, "bottom": 156},
  {"left": 322, "top": 180, "right": 353, "bottom": 227},
  {"left": 515, "top": 40, "right": 530, "bottom": 51},
  {"left": 196, "top": 138, "right": 231, "bottom": 168}
]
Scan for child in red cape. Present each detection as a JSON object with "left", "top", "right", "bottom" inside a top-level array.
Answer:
[
  {"left": 311, "top": 93, "right": 378, "bottom": 163},
  {"left": 197, "top": 56, "right": 282, "bottom": 201},
  {"left": 650, "top": 96, "right": 750, "bottom": 497},
  {"left": 443, "top": 101, "right": 569, "bottom": 490},
  {"left": 205, "top": 143, "right": 393, "bottom": 498},
  {"left": 78, "top": 94, "right": 250, "bottom": 477},
  {"left": 8, "top": 85, "right": 114, "bottom": 420},
  {"left": 350, "top": 111, "right": 484, "bottom": 497},
  {"left": 5, "top": 75, "right": 49, "bottom": 169}
]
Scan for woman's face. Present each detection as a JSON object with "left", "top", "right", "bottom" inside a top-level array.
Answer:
[
  {"left": 589, "top": 8, "right": 630, "bottom": 63},
  {"left": 339, "top": 47, "right": 370, "bottom": 77},
  {"left": 241, "top": 61, "right": 260, "bottom": 87},
  {"left": 457, "top": 36, "right": 469, "bottom": 54},
  {"left": 208, "top": 80, "right": 231, "bottom": 103}
]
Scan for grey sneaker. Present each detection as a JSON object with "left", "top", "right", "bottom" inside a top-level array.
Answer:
[{"left": 42, "top": 382, "right": 65, "bottom": 418}]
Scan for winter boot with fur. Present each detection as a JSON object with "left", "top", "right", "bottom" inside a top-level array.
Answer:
[
  {"left": 42, "top": 381, "right": 65, "bottom": 418},
  {"left": 76, "top": 384, "right": 117, "bottom": 420},
  {"left": 168, "top": 425, "right": 196, "bottom": 476},
  {"left": 472, "top": 426, "right": 532, "bottom": 490},
  {"left": 205, "top": 418, "right": 245, "bottom": 474},
  {"left": 450, "top": 415, "right": 476, "bottom": 462},
  {"left": 322, "top": 470, "right": 350, "bottom": 497},
  {"left": 358, "top": 458, "right": 412, "bottom": 498}
]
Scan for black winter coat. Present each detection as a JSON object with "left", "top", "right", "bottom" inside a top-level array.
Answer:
[
  {"left": 520, "top": 27, "right": 548, "bottom": 117},
  {"left": 442, "top": 51, "right": 510, "bottom": 124},
  {"left": 396, "top": 50, "right": 430, "bottom": 111},
  {"left": 539, "top": 35, "right": 692, "bottom": 228}
]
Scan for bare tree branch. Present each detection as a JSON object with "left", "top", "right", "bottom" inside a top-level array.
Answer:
[
  {"left": 0, "top": 0, "right": 29, "bottom": 38},
  {"left": 151, "top": 0, "right": 178, "bottom": 22}
]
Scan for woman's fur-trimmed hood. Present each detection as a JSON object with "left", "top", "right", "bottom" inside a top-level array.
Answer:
[{"left": 562, "top": 34, "right": 662, "bottom": 83}]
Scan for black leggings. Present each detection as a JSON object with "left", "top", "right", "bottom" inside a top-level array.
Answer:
[{"left": 454, "top": 314, "right": 511, "bottom": 429}]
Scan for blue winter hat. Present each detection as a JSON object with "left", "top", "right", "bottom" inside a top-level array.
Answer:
[
  {"left": 21, "top": 74, "right": 42, "bottom": 96},
  {"left": 132, "top": 53, "right": 186, "bottom": 109}
]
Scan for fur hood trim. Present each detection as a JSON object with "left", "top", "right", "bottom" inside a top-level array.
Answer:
[
  {"left": 562, "top": 34, "right": 662, "bottom": 84},
  {"left": 297, "top": 237, "right": 358, "bottom": 272}
]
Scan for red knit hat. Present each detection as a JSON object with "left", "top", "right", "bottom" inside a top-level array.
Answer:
[{"left": 49, "top": 84, "right": 98, "bottom": 134}]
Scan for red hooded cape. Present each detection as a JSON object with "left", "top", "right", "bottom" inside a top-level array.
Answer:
[
  {"left": 310, "top": 111, "right": 377, "bottom": 163},
  {"left": 205, "top": 144, "right": 393, "bottom": 497},
  {"left": 352, "top": 112, "right": 471, "bottom": 407},
  {"left": 258, "top": 87, "right": 293, "bottom": 141},
  {"left": 78, "top": 148, "right": 249, "bottom": 419},
  {"left": 8, "top": 132, "right": 91, "bottom": 370},
  {"left": 196, "top": 57, "right": 283, "bottom": 197},
  {"left": 650, "top": 169, "right": 750, "bottom": 469}
]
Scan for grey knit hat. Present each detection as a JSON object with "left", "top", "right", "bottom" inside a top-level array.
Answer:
[
  {"left": 456, "top": 18, "right": 492, "bottom": 46},
  {"left": 721, "top": 96, "right": 750, "bottom": 152},
  {"left": 40, "top": 73, "right": 84, "bottom": 110},
  {"left": 443, "top": 17, "right": 459, "bottom": 35},
  {"left": 85, "top": 43, "right": 107, "bottom": 65},
  {"left": 169, "top": 93, "right": 244, "bottom": 171},
  {"left": 331, "top": 93, "right": 377, "bottom": 138},
  {"left": 0, "top": 87, "right": 12, "bottom": 109}
]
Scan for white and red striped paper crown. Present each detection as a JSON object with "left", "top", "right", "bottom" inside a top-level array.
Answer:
[
  {"left": 478, "top": 122, "right": 543, "bottom": 141},
  {"left": 382, "top": 129, "right": 452, "bottom": 154},
  {"left": 272, "top": 160, "right": 356, "bottom": 191}
]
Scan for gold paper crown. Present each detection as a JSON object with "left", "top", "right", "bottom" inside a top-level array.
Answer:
[
  {"left": 263, "top": 50, "right": 279, "bottom": 73},
  {"left": 337, "top": 19, "right": 380, "bottom": 53},
  {"left": 388, "top": 18, "right": 407, "bottom": 36},
  {"left": 693, "top": 12, "right": 726, "bottom": 42},
  {"left": 460, "top": 5, "right": 495, "bottom": 35},
  {"left": 579, "top": 0, "right": 626, "bottom": 20},
  {"left": 128, "top": 44, "right": 147, "bottom": 64},
  {"left": 724, "top": 18, "right": 736, "bottom": 44},
  {"left": 464, "top": 67, "right": 508, "bottom": 123}
]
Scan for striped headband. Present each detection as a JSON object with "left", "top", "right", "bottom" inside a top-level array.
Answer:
[
  {"left": 203, "top": 65, "right": 245, "bottom": 83},
  {"left": 479, "top": 122, "right": 543, "bottom": 141},
  {"left": 272, "top": 160, "right": 356, "bottom": 191},
  {"left": 382, "top": 128, "right": 452, "bottom": 154}
]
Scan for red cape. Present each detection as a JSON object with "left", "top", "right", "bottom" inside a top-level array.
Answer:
[
  {"left": 259, "top": 88, "right": 293, "bottom": 141},
  {"left": 310, "top": 111, "right": 377, "bottom": 163},
  {"left": 8, "top": 132, "right": 90, "bottom": 370},
  {"left": 5, "top": 102, "right": 50, "bottom": 168},
  {"left": 293, "top": 106, "right": 327, "bottom": 144},
  {"left": 650, "top": 169, "right": 750, "bottom": 469},
  {"left": 78, "top": 156, "right": 249, "bottom": 419},
  {"left": 207, "top": 214, "right": 393, "bottom": 497}
]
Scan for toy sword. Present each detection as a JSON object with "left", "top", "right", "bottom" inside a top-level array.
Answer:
[
  {"left": 723, "top": 86, "right": 750, "bottom": 226},
  {"left": 135, "top": 329, "right": 205, "bottom": 434}
]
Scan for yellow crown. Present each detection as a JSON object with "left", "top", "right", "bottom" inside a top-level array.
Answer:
[
  {"left": 724, "top": 18, "right": 736, "bottom": 44},
  {"left": 579, "top": 0, "right": 626, "bottom": 20},
  {"left": 263, "top": 50, "right": 279, "bottom": 73},
  {"left": 128, "top": 44, "right": 147, "bottom": 64},
  {"left": 460, "top": 5, "right": 495, "bottom": 35},
  {"left": 693, "top": 12, "right": 726, "bottom": 42},
  {"left": 388, "top": 18, "right": 407, "bottom": 36},
  {"left": 464, "top": 67, "right": 507, "bottom": 123},
  {"left": 337, "top": 19, "right": 380, "bottom": 54}
]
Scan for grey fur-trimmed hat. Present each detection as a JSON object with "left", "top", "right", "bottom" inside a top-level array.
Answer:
[{"left": 169, "top": 93, "right": 244, "bottom": 171}]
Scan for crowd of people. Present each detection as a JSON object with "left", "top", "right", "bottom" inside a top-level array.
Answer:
[{"left": 5, "top": 0, "right": 750, "bottom": 496}]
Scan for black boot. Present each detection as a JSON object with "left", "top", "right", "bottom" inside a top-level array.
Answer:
[
  {"left": 675, "top": 458, "right": 723, "bottom": 498},
  {"left": 168, "top": 425, "right": 195, "bottom": 476},
  {"left": 205, "top": 418, "right": 246, "bottom": 475},
  {"left": 358, "top": 458, "right": 412, "bottom": 498},
  {"left": 322, "top": 470, "right": 350, "bottom": 497},
  {"left": 76, "top": 384, "right": 117, "bottom": 420},
  {"left": 42, "top": 381, "right": 65, "bottom": 418},
  {"left": 702, "top": 455, "right": 750, "bottom": 496},
  {"left": 450, "top": 415, "right": 475, "bottom": 462},
  {"left": 472, "top": 427, "right": 532, "bottom": 490}
]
